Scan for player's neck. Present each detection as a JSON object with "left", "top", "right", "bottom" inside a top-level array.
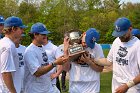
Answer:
[
  {"left": 43, "top": 40, "right": 48, "bottom": 46},
  {"left": 5, "top": 34, "right": 17, "bottom": 44},
  {"left": 15, "top": 43, "right": 20, "bottom": 48},
  {"left": 32, "top": 40, "right": 42, "bottom": 47}
]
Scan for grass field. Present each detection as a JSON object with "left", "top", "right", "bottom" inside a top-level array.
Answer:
[
  {"left": 100, "top": 72, "right": 112, "bottom": 93},
  {"left": 61, "top": 49, "right": 112, "bottom": 93}
]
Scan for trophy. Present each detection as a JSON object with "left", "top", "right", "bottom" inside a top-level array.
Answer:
[{"left": 67, "top": 31, "right": 85, "bottom": 61}]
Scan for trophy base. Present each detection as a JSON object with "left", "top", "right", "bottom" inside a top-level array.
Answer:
[
  {"left": 68, "top": 43, "right": 85, "bottom": 62},
  {"left": 69, "top": 50, "right": 85, "bottom": 62},
  {"left": 69, "top": 50, "right": 85, "bottom": 57}
]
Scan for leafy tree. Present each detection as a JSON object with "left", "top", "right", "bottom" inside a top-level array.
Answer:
[
  {"left": 18, "top": 1, "right": 40, "bottom": 24},
  {"left": 0, "top": 0, "right": 18, "bottom": 17},
  {"left": 122, "top": 3, "right": 140, "bottom": 29},
  {"left": 1, "top": 0, "right": 140, "bottom": 45}
]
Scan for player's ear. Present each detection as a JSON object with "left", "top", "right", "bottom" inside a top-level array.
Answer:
[
  {"left": 11, "top": 27, "right": 18, "bottom": 32},
  {"left": 129, "top": 27, "right": 133, "bottom": 32}
]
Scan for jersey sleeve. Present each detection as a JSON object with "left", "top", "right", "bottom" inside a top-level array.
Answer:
[
  {"left": 24, "top": 51, "right": 40, "bottom": 75},
  {"left": 52, "top": 46, "right": 58, "bottom": 59},
  {"left": 55, "top": 45, "right": 64, "bottom": 59},
  {"left": 1, "top": 47, "right": 16, "bottom": 73},
  {"left": 96, "top": 44, "right": 105, "bottom": 59}
]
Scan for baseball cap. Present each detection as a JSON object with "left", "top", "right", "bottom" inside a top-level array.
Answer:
[
  {"left": 0, "top": 15, "right": 4, "bottom": 24},
  {"left": 112, "top": 17, "right": 131, "bottom": 37},
  {"left": 85, "top": 28, "right": 100, "bottom": 49},
  {"left": 132, "top": 29, "right": 140, "bottom": 36},
  {"left": 4, "top": 16, "right": 27, "bottom": 28},
  {"left": 30, "top": 22, "right": 50, "bottom": 35}
]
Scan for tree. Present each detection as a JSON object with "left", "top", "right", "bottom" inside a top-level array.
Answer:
[
  {"left": 122, "top": 3, "right": 140, "bottom": 29},
  {"left": 0, "top": 0, "right": 18, "bottom": 18}
]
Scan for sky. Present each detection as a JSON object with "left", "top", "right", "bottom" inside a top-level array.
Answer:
[{"left": 120, "top": 0, "right": 140, "bottom": 4}]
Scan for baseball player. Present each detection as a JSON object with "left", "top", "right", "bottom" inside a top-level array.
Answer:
[
  {"left": 59, "top": 29, "right": 104, "bottom": 93},
  {"left": 24, "top": 22, "right": 68, "bottom": 93},
  {"left": 94, "top": 17, "right": 140, "bottom": 93},
  {"left": 43, "top": 37, "right": 62, "bottom": 93},
  {"left": 15, "top": 34, "right": 26, "bottom": 93},
  {"left": 0, "top": 16, "right": 27, "bottom": 93},
  {"left": 0, "top": 15, "right": 4, "bottom": 39},
  {"left": 132, "top": 29, "right": 140, "bottom": 39}
]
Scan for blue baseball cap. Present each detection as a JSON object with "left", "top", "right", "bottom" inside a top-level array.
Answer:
[
  {"left": 30, "top": 22, "right": 50, "bottom": 35},
  {"left": 0, "top": 16, "right": 4, "bottom": 24},
  {"left": 85, "top": 28, "right": 100, "bottom": 49},
  {"left": 4, "top": 16, "right": 27, "bottom": 28},
  {"left": 112, "top": 17, "right": 131, "bottom": 37},
  {"left": 132, "top": 29, "right": 140, "bottom": 36}
]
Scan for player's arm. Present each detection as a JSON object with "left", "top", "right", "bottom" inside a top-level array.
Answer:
[
  {"left": 62, "top": 48, "right": 71, "bottom": 72},
  {"left": 94, "top": 43, "right": 113, "bottom": 66},
  {"left": 50, "top": 65, "right": 63, "bottom": 80},
  {"left": 1, "top": 48, "right": 16, "bottom": 93},
  {"left": 94, "top": 58, "right": 112, "bottom": 66},
  {"left": 63, "top": 61, "right": 71, "bottom": 72},
  {"left": 79, "top": 53, "right": 103, "bottom": 72},
  {"left": 56, "top": 65, "right": 63, "bottom": 77},
  {"left": 34, "top": 64, "right": 55, "bottom": 77},
  {"left": 87, "top": 59, "right": 104, "bottom": 72},
  {"left": 115, "top": 74, "right": 140, "bottom": 93},
  {"left": 62, "top": 36, "right": 71, "bottom": 72},
  {"left": 131, "top": 74, "right": 140, "bottom": 86},
  {"left": 2, "top": 72, "right": 16, "bottom": 93},
  {"left": 34, "top": 56, "right": 68, "bottom": 77}
]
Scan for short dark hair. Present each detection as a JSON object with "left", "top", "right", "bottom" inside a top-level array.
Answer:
[
  {"left": 3, "top": 27, "right": 19, "bottom": 35},
  {"left": 28, "top": 33, "right": 40, "bottom": 40}
]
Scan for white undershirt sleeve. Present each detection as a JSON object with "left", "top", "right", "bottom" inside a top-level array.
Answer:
[
  {"left": 55, "top": 47, "right": 63, "bottom": 59},
  {"left": 96, "top": 44, "right": 105, "bottom": 59},
  {"left": 1, "top": 47, "right": 16, "bottom": 73},
  {"left": 24, "top": 51, "right": 40, "bottom": 75}
]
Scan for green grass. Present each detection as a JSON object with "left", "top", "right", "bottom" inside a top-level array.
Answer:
[
  {"left": 61, "top": 49, "right": 112, "bottom": 93},
  {"left": 103, "top": 49, "right": 110, "bottom": 57},
  {"left": 100, "top": 72, "right": 112, "bottom": 93}
]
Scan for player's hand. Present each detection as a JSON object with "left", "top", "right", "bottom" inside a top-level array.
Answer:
[
  {"left": 50, "top": 73, "right": 58, "bottom": 80},
  {"left": 79, "top": 52, "right": 92, "bottom": 64},
  {"left": 115, "top": 84, "right": 129, "bottom": 93},
  {"left": 54, "top": 56, "right": 69, "bottom": 65},
  {"left": 63, "top": 36, "right": 70, "bottom": 52},
  {"left": 76, "top": 56, "right": 86, "bottom": 64}
]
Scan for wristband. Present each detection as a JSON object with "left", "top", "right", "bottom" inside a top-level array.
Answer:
[
  {"left": 126, "top": 80, "right": 135, "bottom": 88},
  {"left": 51, "top": 62, "right": 56, "bottom": 67}
]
